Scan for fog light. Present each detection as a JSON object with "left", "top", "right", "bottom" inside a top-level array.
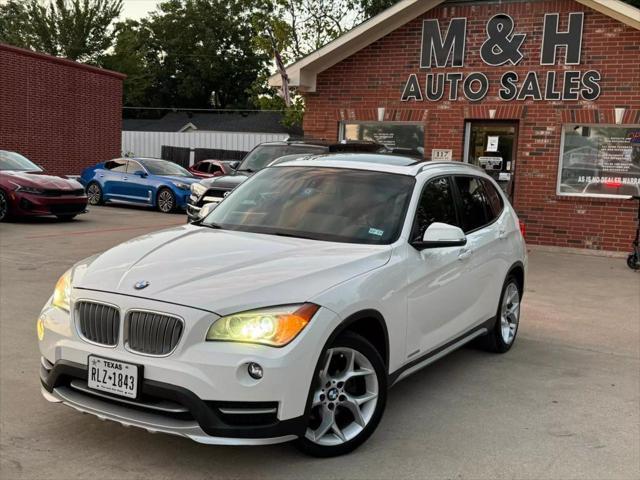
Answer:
[
  {"left": 37, "top": 317, "right": 45, "bottom": 341},
  {"left": 247, "top": 362, "right": 263, "bottom": 380}
]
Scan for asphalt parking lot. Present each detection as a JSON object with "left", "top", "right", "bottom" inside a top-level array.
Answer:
[{"left": 1, "top": 206, "right": 639, "bottom": 480}]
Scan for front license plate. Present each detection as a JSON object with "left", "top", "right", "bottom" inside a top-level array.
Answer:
[{"left": 87, "top": 356, "right": 140, "bottom": 399}]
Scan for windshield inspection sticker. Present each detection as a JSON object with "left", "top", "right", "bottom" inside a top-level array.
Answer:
[{"left": 368, "top": 228, "right": 384, "bottom": 237}]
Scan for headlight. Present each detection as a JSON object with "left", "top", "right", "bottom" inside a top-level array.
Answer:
[
  {"left": 191, "top": 182, "right": 206, "bottom": 197},
  {"left": 52, "top": 269, "right": 72, "bottom": 312},
  {"left": 11, "top": 182, "right": 45, "bottom": 195},
  {"left": 173, "top": 182, "right": 190, "bottom": 190},
  {"left": 206, "top": 303, "right": 319, "bottom": 347}
]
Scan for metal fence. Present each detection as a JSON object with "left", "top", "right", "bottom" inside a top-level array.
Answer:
[{"left": 122, "top": 131, "right": 289, "bottom": 165}]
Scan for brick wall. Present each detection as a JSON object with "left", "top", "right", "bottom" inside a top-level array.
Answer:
[
  {"left": 0, "top": 44, "right": 124, "bottom": 176},
  {"left": 302, "top": 0, "right": 640, "bottom": 252}
]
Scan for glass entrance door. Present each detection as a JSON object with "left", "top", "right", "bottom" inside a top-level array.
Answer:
[{"left": 464, "top": 122, "right": 518, "bottom": 200}]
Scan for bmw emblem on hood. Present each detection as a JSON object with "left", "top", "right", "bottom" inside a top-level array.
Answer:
[{"left": 134, "top": 280, "right": 150, "bottom": 290}]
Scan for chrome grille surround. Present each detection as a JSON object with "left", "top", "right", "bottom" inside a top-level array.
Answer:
[
  {"left": 75, "top": 301, "right": 121, "bottom": 347},
  {"left": 125, "top": 310, "right": 184, "bottom": 357}
]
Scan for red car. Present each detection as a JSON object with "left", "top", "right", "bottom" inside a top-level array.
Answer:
[
  {"left": 188, "top": 159, "right": 238, "bottom": 178},
  {"left": 0, "top": 150, "right": 88, "bottom": 222}
]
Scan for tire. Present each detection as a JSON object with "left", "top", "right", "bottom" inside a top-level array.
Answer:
[
  {"left": 627, "top": 253, "right": 640, "bottom": 271},
  {"left": 479, "top": 275, "right": 522, "bottom": 353},
  {"left": 295, "top": 332, "right": 387, "bottom": 457},
  {"left": 56, "top": 215, "right": 77, "bottom": 221},
  {"left": 86, "top": 182, "right": 103, "bottom": 205},
  {"left": 157, "top": 188, "right": 176, "bottom": 213},
  {"left": 0, "top": 190, "right": 9, "bottom": 222}
]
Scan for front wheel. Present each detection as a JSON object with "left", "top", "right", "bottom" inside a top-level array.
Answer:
[
  {"left": 157, "top": 188, "right": 176, "bottom": 213},
  {"left": 627, "top": 253, "right": 640, "bottom": 271},
  {"left": 295, "top": 332, "right": 387, "bottom": 457},
  {"left": 0, "top": 190, "right": 9, "bottom": 222},
  {"left": 86, "top": 182, "right": 103, "bottom": 205}
]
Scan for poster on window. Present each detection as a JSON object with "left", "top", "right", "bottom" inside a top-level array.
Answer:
[{"left": 558, "top": 126, "right": 640, "bottom": 197}]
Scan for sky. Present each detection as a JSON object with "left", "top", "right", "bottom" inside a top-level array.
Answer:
[{"left": 121, "top": 0, "right": 162, "bottom": 20}]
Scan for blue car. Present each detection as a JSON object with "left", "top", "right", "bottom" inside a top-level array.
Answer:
[{"left": 80, "top": 157, "right": 199, "bottom": 213}]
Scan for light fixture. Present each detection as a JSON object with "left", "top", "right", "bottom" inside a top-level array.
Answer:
[
  {"left": 614, "top": 107, "right": 626, "bottom": 125},
  {"left": 247, "top": 362, "right": 263, "bottom": 380},
  {"left": 377, "top": 107, "right": 386, "bottom": 122}
]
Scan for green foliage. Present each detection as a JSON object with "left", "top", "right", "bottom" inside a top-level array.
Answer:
[
  {"left": 360, "top": 0, "right": 398, "bottom": 18},
  {"left": 0, "top": 0, "right": 122, "bottom": 63}
]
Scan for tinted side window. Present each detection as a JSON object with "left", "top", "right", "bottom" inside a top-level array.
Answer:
[
  {"left": 126, "top": 161, "right": 143, "bottom": 173},
  {"left": 454, "top": 176, "right": 491, "bottom": 233},
  {"left": 481, "top": 178, "right": 504, "bottom": 220},
  {"left": 412, "top": 177, "right": 457, "bottom": 241},
  {"left": 195, "top": 162, "right": 209, "bottom": 172},
  {"left": 209, "top": 163, "right": 223, "bottom": 174},
  {"left": 104, "top": 160, "right": 127, "bottom": 172}
]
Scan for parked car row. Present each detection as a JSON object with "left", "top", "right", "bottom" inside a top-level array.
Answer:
[{"left": 0, "top": 140, "right": 407, "bottom": 223}]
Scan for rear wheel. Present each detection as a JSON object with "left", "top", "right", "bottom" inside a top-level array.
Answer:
[
  {"left": 157, "top": 188, "right": 176, "bottom": 213},
  {"left": 295, "top": 332, "right": 387, "bottom": 457},
  {"left": 87, "top": 182, "right": 103, "bottom": 205},
  {"left": 0, "top": 190, "right": 9, "bottom": 222},
  {"left": 480, "top": 275, "right": 521, "bottom": 353}
]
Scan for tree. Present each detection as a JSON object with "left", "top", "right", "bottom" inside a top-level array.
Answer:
[
  {"left": 0, "top": 0, "right": 122, "bottom": 63},
  {"left": 360, "top": 0, "right": 397, "bottom": 18}
]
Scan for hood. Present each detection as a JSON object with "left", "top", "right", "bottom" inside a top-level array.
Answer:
[
  {"left": 158, "top": 175, "right": 200, "bottom": 185},
  {"left": 2, "top": 171, "right": 82, "bottom": 189},
  {"left": 73, "top": 225, "right": 391, "bottom": 315},
  {"left": 199, "top": 174, "right": 249, "bottom": 190}
]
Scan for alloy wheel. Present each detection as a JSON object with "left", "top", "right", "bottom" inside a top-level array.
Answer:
[
  {"left": 0, "top": 191, "right": 7, "bottom": 221},
  {"left": 305, "top": 347, "right": 379, "bottom": 446},
  {"left": 500, "top": 282, "right": 520, "bottom": 345},
  {"left": 158, "top": 190, "right": 174, "bottom": 213},
  {"left": 87, "top": 184, "right": 101, "bottom": 205}
]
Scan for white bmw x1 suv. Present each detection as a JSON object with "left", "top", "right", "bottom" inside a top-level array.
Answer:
[{"left": 38, "top": 155, "right": 526, "bottom": 457}]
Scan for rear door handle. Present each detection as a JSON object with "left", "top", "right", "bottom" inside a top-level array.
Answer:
[{"left": 458, "top": 248, "right": 473, "bottom": 261}]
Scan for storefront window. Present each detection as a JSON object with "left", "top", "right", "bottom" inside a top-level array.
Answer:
[
  {"left": 342, "top": 122, "right": 424, "bottom": 157},
  {"left": 558, "top": 125, "right": 640, "bottom": 198}
]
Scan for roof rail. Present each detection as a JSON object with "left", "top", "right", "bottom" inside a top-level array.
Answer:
[{"left": 416, "top": 161, "right": 484, "bottom": 174}]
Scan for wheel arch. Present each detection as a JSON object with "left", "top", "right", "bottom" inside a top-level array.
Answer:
[
  {"left": 506, "top": 261, "right": 525, "bottom": 297},
  {"left": 325, "top": 309, "right": 390, "bottom": 372}
]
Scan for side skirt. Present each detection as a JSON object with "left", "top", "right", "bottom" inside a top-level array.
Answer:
[{"left": 389, "top": 317, "right": 495, "bottom": 386}]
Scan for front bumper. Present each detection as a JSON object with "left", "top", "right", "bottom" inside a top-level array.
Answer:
[
  {"left": 40, "top": 359, "right": 303, "bottom": 444},
  {"left": 37, "top": 290, "right": 337, "bottom": 444},
  {"left": 8, "top": 191, "right": 88, "bottom": 217},
  {"left": 186, "top": 191, "right": 227, "bottom": 221}
]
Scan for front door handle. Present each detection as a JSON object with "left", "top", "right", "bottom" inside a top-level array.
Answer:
[
  {"left": 123, "top": 176, "right": 128, "bottom": 180},
  {"left": 458, "top": 248, "right": 473, "bottom": 261}
]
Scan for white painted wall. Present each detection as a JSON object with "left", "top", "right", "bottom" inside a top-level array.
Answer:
[{"left": 122, "top": 131, "right": 289, "bottom": 164}]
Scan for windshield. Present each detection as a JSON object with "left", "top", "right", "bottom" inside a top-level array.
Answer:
[
  {"left": 138, "top": 159, "right": 192, "bottom": 177},
  {"left": 0, "top": 151, "right": 42, "bottom": 172},
  {"left": 201, "top": 166, "right": 415, "bottom": 245},
  {"left": 239, "top": 145, "right": 326, "bottom": 172}
]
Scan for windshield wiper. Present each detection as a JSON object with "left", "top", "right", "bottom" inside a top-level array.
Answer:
[
  {"left": 271, "top": 231, "right": 315, "bottom": 240},
  {"left": 199, "top": 221, "right": 224, "bottom": 229}
]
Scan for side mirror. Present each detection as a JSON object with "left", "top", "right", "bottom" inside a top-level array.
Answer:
[
  {"left": 229, "top": 161, "right": 240, "bottom": 170},
  {"left": 192, "top": 202, "right": 218, "bottom": 222},
  {"left": 412, "top": 222, "right": 467, "bottom": 250},
  {"left": 133, "top": 170, "right": 147, "bottom": 178}
]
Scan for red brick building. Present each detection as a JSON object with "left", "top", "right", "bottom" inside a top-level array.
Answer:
[
  {"left": 271, "top": 0, "right": 640, "bottom": 252},
  {"left": 0, "top": 44, "right": 124, "bottom": 176}
]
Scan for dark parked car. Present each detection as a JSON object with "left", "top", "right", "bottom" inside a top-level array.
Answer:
[
  {"left": 0, "top": 150, "right": 87, "bottom": 222},
  {"left": 188, "top": 159, "right": 239, "bottom": 178},
  {"left": 80, "top": 157, "right": 200, "bottom": 213},
  {"left": 186, "top": 140, "right": 387, "bottom": 221}
]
